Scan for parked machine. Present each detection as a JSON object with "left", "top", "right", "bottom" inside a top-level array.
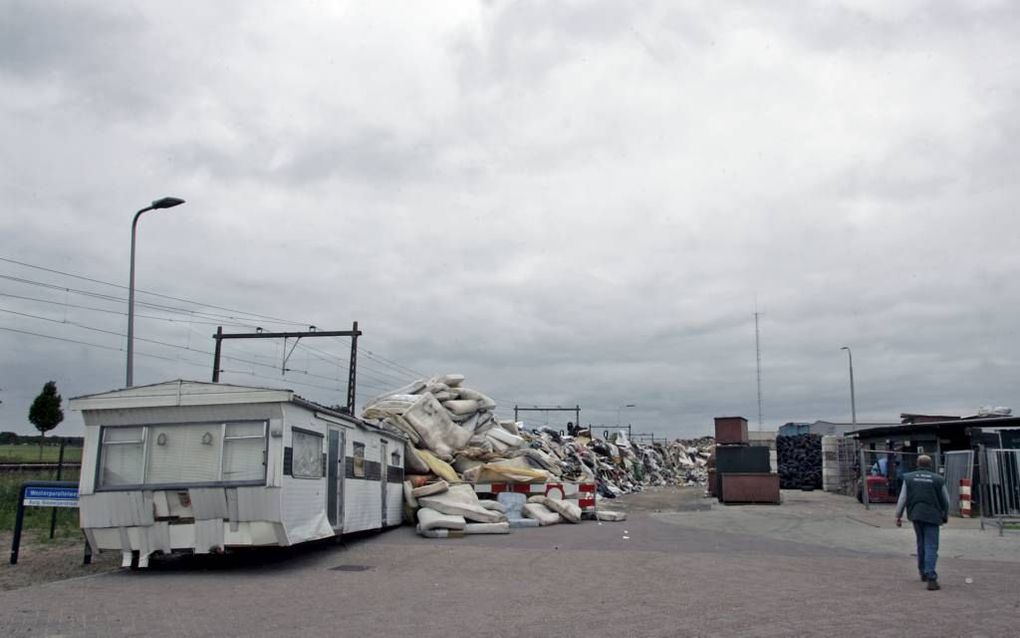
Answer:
[
  {"left": 859, "top": 475, "right": 898, "bottom": 503},
  {"left": 70, "top": 380, "right": 405, "bottom": 567}
]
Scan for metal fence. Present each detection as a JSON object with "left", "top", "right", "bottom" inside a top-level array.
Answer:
[
  {"left": 979, "top": 446, "right": 1020, "bottom": 535},
  {"left": 822, "top": 436, "right": 859, "bottom": 496},
  {"left": 943, "top": 450, "right": 975, "bottom": 517}
]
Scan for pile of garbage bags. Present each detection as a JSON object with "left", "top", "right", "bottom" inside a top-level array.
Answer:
[{"left": 362, "top": 374, "right": 714, "bottom": 536}]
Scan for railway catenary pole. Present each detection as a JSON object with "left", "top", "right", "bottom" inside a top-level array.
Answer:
[
  {"left": 513, "top": 405, "right": 582, "bottom": 432},
  {"left": 212, "top": 322, "right": 362, "bottom": 413}
]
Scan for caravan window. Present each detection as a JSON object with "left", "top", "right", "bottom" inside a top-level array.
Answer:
[
  {"left": 352, "top": 442, "right": 366, "bottom": 478},
  {"left": 97, "top": 421, "right": 268, "bottom": 490},
  {"left": 99, "top": 426, "right": 145, "bottom": 486},
  {"left": 291, "top": 429, "right": 323, "bottom": 479},
  {"left": 146, "top": 424, "right": 222, "bottom": 484},
  {"left": 223, "top": 422, "right": 268, "bottom": 481}
]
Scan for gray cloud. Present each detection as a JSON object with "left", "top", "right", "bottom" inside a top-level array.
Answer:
[{"left": 2, "top": 1, "right": 1019, "bottom": 439}]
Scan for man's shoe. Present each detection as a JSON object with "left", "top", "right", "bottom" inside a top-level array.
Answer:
[
  {"left": 927, "top": 579, "right": 940, "bottom": 591},
  {"left": 920, "top": 573, "right": 928, "bottom": 582}
]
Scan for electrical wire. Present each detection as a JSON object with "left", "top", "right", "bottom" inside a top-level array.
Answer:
[
  {"left": 1, "top": 255, "right": 437, "bottom": 399},
  {"left": 0, "top": 290, "right": 260, "bottom": 329},
  {"left": 0, "top": 256, "right": 308, "bottom": 327}
]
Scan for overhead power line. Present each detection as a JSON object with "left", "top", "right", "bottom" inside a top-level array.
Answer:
[
  {"left": 0, "top": 255, "right": 436, "bottom": 398},
  {"left": 0, "top": 256, "right": 307, "bottom": 327}
]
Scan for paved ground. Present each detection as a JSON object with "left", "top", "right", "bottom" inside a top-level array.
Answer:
[
  {"left": 1, "top": 488, "right": 1017, "bottom": 637},
  {"left": 0, "top": 530, "right": 120, "bottom": 592}
]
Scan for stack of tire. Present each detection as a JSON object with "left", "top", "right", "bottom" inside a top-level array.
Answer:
[{"left": 777, "top": 433, "right": 822, "bottom": 490}]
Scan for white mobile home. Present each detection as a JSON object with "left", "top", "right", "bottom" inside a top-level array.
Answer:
[{"left": 70, "top": 380, "right": 405, "bottom": 567}]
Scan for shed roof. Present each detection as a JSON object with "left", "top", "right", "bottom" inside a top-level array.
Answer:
[{"left": 848, "top": 415, "right": 1020, "bottom": 439}]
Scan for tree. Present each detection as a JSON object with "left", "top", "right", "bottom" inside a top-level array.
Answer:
[{"left": 28, "top": 381, "right": 63, "bottom": 459}]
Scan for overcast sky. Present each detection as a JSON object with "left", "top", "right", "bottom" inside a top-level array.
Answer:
[{"left": 2, "top": 0, "right": 1019, "bottom": 439}]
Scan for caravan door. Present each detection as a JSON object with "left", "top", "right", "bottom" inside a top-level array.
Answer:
[{"left": 327, "top": 429, "right": 345, "bottom": 530}]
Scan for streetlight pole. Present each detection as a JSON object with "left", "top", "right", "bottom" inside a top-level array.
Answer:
[
  {"left": 126, "top": 197, "right": 185, "bottom": 387},
  {"left": 840, "top": 346, "right": 856, "bottom": 429}
]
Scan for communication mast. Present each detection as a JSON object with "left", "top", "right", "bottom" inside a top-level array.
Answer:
[{"left": 754, "top": 308, "right": 763, "bottom": 431}]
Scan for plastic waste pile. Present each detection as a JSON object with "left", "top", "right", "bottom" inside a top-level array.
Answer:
[{"left": 361, "top": 374, "right": 713, "bottom": 537}]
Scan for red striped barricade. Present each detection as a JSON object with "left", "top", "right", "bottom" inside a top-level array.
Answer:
[
  {"left": 473, "top": 481, "right": 596, "bottom": 514},
  {"left": 959, "top": 479, "right": 972, "bottom": 518}
]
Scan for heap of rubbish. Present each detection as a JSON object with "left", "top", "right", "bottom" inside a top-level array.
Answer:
[{"left": 361, "top": 374, "right": 713, "bottom": 537}]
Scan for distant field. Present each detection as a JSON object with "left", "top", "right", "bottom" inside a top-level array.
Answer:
[
  {"left": 0, "top": 468, "right": 81, "bottom": 530},
  {"left": 0, "top": 444, "right": 83, "bottom": 464}
]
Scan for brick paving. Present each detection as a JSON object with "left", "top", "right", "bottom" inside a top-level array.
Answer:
[{"left": 1, "top": 490, "right": 1017, "bottom": 637}]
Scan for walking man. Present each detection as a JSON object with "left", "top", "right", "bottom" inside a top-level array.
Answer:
[{"left": 895, "top": 455, "right": 950, "bottom": 590}]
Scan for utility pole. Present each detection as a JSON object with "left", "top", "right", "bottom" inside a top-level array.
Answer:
[{"left": 841, "top": 346, "right": 856, "bottom": 429}]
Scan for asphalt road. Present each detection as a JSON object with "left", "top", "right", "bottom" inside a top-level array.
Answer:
[{"left": 1, "top": 488, "right": 1017, "bottom": 637}]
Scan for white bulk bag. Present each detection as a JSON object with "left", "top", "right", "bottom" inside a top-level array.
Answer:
[
  {"left": 477, "top": 500, "right": 507, "bottom": 513},
  {"left": 402, "top": 393, "right": 472, "bottom": 459},
  {"left": 541, "top": 497, "right": 582, "bottom": 524},
  {"left": 418, "top": 528, "right": 459, "bottom": 538},
  {"left": 486, "top": 428, "right": 523, "bottom": 449},
  {"left": 498, "top": 420, "right": 521, "bottom": 435},
  {"left": 416, "top": 507, "right": 466, "bottom": 531},
  {"left": 455, "top": 387, "right": 497, "bottom": 410},
  {"left": 417, "top": 484, "right": 503, "bottom": 524},
  {"left": 442, "top": 399, "right": 481, "bottom": 416},
  {"left": 464, "top": 522, "right": 510, "bottom": 534},
  {"left": 411, "top": 480, "right": 449, "bottom": 498},
  {"left": 522, "top": 502, "right": 561, "bottom": 526},
  {"left": 439, "top": 373, "right": 465, "bottom": 388}
]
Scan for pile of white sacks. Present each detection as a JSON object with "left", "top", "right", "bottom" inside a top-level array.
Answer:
[{"left": 361, "top": 374, "right": 711, "bottom": 538}]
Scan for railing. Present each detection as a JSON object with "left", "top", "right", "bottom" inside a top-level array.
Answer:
[
  {"left": 943, "top": 450, "right": 975, "bottom": 516},
  {"left": 979, "top": 446, "right": 1020, "bottom": 536}
]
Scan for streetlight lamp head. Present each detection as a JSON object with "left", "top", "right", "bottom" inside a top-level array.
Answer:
[
  {"left": 840, "top": 346, "right": 849, "bottom": 351},
  {"left": 625, "top": 404, "right": 636, "bottom": 408},
  {"left": 151, "top": 197, "right": 185, "bottom": 209}
]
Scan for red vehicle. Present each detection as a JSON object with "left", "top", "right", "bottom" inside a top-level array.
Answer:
[{"left": 859, "top": 475, "right": 899, "bottom": 503}]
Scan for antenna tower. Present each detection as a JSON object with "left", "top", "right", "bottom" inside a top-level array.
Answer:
[{"left": 755, "top": 308, "right": 763, "bottom": 431}]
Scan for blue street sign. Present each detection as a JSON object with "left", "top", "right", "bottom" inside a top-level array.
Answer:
[{"left": 23, "top": 486, "right": 79, "bottom": 508}]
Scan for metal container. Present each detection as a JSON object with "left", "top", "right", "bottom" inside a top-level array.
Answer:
[
  {"left": 715, "top": 445, "right": 770, "bottom": 473},
  {"left": 707, "top": 469, "right": 717, "bottom": 496},
  {"left": 720, "top": 473, "right": 781, "bottom": 504},
  {"left": 715, "top": 446, "right": 771, "bottom": 496},
  {"left": 714, "top": 416, "right": 749, "bottom": 444}
]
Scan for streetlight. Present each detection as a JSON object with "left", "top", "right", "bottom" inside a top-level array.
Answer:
[
  {"left": 126, "top": 196, "right": 185, "bottom": 387},
  {"left": 617, "top": 403, "right": 636, "bottom": 426},
  {"left": 840, "top": 346, "right": 856, "bottom": 429}
]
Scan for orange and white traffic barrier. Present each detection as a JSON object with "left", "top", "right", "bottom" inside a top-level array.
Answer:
[
  {"left": 959, "top": 479, "right": 972, "bottom": 517},
  {"left": 473, "top": 481, "right": 597, "bottom": 513}
]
